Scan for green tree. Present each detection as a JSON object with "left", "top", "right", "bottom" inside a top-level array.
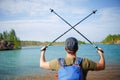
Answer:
[
  {"left": 78, "top": 40, "right": 85, "bottom": 44},
  {"left": 14, "top": 37, "right": 21, "bottom": 49},
  {"left": 102, "top": 34, "right": 120, "bottom": 44},
  {"left": 0, "top": 29, "right": 21, "bottom": 49},
  {"left": 8, "top": 29, "right": 16, "bottom": 41},
  {"left": 0, "top": 33, "right": 3, "bottom": 39},
  {"left": 3, "top": 31, "right": 9, "bottom": 40}
]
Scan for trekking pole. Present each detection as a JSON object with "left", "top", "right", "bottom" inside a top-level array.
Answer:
[
  {"left": 50, "top": 9, "right": 98, "bottom": 49},
  {"left": 41, "top": 9, "right": 97, "bottom": 51}
]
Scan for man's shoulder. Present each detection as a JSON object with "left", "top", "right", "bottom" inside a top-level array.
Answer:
[
  {"left": 49, "top": 59, "right": 59, "bottom": 66},
  {"left": 49, "top": 59, "right": 60, "bottom": 70},
  {"left": 82, "top": 58, "right": 95, "bottom": 63},
  {"left": 81, "top": 57, "right": 96, "bottom": 70}
]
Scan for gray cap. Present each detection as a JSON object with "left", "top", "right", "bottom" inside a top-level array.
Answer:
[{"left": 65, "top": 37, "right": 78, "bottom": 52}]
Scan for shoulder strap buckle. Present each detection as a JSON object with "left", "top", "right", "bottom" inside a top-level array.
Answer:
[
  {"left": 58, "top": 58, "right": 66, "bottom": 67},
  {"left": 74, "top": 57, "right": 82, "bottom": 65}
]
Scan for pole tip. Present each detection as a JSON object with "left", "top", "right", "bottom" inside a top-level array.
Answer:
[
  {"left": 50, "top": 8, "right": 54, "bottom": 12},
  {"left": 93, "top": 10, "right": 97, "bottom": 14}
]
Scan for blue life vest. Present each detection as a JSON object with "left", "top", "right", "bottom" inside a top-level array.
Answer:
[{"left": 58, "top": 58, "right": 84, "bottom": 80}]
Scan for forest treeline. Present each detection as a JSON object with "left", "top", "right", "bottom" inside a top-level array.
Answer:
[
  {"left": 0, "top": 29, "right": 21, "bottom": 50},
  {"left": 0, "top": 29, "right": 120, "bottom": 50},
  {"left": 102, "top": 34, "right": 120, "bottom": 44},
  {"left": 21, "top": 40, "right": 85, "bottom": 46},
  {"left": 21, "top": 34, "right": 120, "bottom": 46}
]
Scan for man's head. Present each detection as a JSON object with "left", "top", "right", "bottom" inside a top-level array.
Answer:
[{"left": 65, "top": 37, "right": 78, "bottom": 54}]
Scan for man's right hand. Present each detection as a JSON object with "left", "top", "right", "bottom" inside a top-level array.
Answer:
[
  {"left": 97, "top": 48, "right": 104, "bottom": 53},
  {"left": 95, "top": 47, "right": 105, "bottom": 70},
  {"left": 41, "top": 46, "right": 47, "bottom": 51}
]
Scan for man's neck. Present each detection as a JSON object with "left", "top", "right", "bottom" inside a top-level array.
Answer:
[{"left": 67, "top": 53, "right": 76, "bottom": 58}]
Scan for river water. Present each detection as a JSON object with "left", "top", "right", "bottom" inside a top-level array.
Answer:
[{"left": 0, "top": 44, "right": 120, "bottom": 79}]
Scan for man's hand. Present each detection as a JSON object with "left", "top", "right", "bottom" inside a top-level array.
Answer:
[
  {"left": 95, "top": 47, "right": 105, "bottom": 70},
  {"left": 41, "top": 46, "right": 47, "bottom": 51},
  {"left": 97, "top": 48, "right": 104, "bottom": 53},
  {"left": 40, "top": 46, "right": 50, "bottom": 69}
]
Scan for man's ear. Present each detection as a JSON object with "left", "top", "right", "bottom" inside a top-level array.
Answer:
[
  {"left": 64, "top": 47, "right": 66, "bottom": 50},
  {"left": 65, "top": 47, "right": 68, "bottom": 51}
]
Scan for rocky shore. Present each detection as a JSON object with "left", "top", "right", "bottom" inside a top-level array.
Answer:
[{"left": 0, "top": 39, "right": 14, "bottom": 50}]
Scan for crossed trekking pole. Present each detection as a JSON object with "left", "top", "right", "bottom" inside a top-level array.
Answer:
[{"left": 41, "top": 9, "right": 98, "bottom": 51}]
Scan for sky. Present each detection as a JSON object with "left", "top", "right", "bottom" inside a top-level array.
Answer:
[{"left": 0, "top": 0, "right": 120, "bottom": 42}]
